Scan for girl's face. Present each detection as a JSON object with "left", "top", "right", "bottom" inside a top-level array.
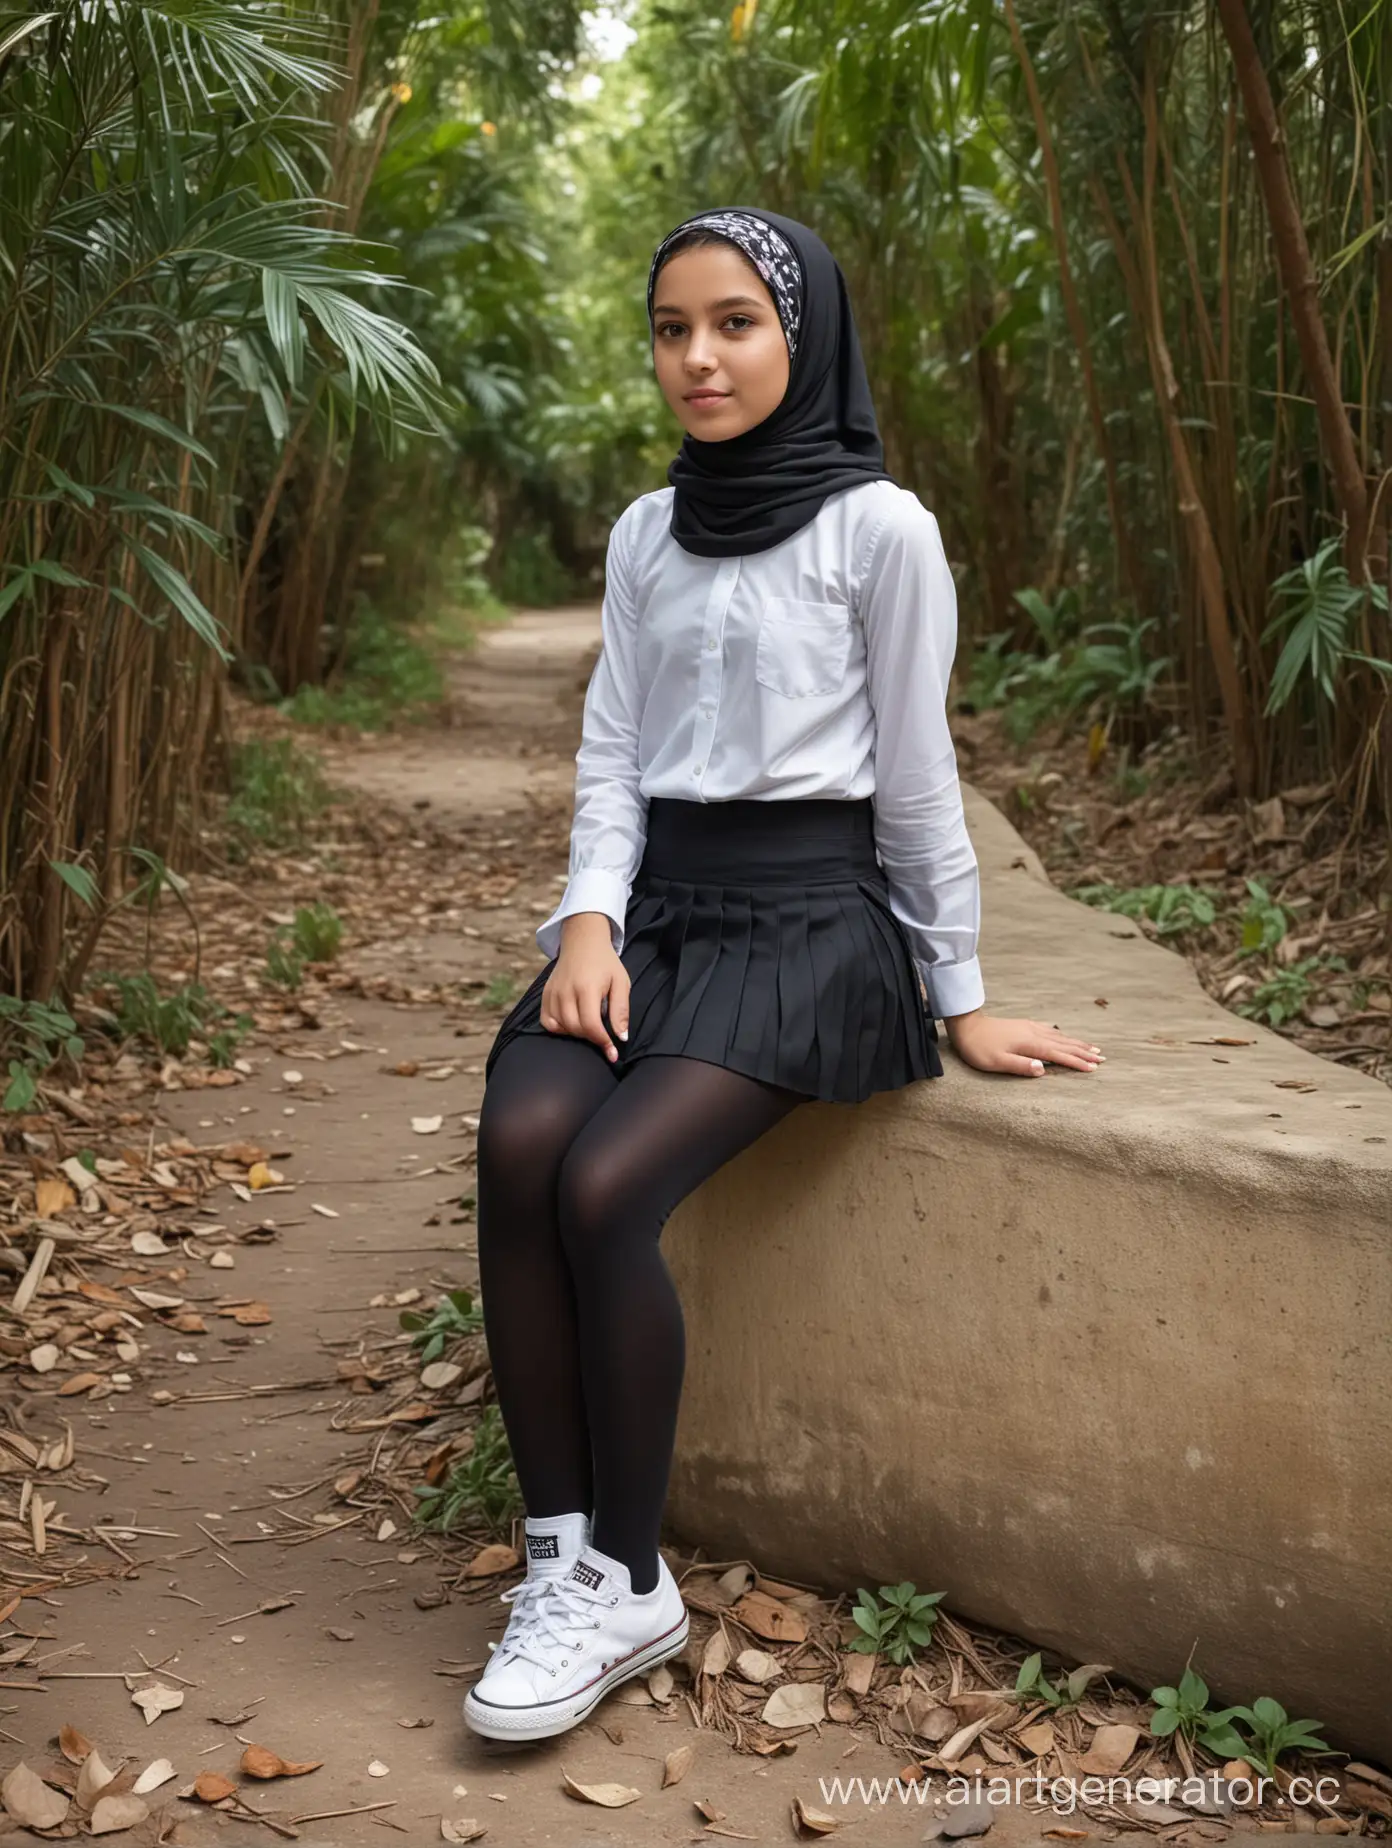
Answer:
[{"left": 651, "top": 241, "right": 790, "bottom": 441}]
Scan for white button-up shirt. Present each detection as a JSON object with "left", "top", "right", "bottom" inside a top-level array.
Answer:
[{"left": 535, "top": 479, "right": 985, "bottom": 1020}]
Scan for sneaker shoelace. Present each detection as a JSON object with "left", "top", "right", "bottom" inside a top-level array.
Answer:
[
  {"left": 493, "top": 1574, "right": 553, "bottom": 1661},
  {"left": 507, "top": 1573, "right": 619, "bottom": 1677}
]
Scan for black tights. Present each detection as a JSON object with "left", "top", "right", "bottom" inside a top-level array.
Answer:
[{"left": 475, "top": 1034, "right": 804, "bottom": 1594}]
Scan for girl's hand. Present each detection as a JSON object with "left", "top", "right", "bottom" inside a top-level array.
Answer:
[
  {"left": 945, "top": 1009, "right": 1104, "bottom": 1077},
  {"left": 541, "top": 913, "right": 631, "bottom": 1063}
]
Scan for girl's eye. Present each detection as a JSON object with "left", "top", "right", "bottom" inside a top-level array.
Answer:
[{"left": 656, "top": 316, "right": 755, "bottom": 338}]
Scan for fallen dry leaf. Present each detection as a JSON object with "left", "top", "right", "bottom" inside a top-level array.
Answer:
[
  {"left": 793, "top": 1794, "right": 843, "bottom": 1834},
  {"left": 762, "top": 1682, "right": 825, "bottom": 1729},
  {"left": 90, "top": 1792, "right": 151, "bottom": 1835},
  {"left": 75, "top": 1749, "right": 118, "bottom": 1808},
  {"left": 662, "top": 1745, "right": 693, "bottom": 1787},
  {"left": 240, "top": 1745, "right": 322, "bottom": 1780},
  {"left": 1078, "top": 1722, "right": 1139, "bottom": 1776},
  {"left": 2, "top": 1761, "right": 70, "bottom": 1830},
  {"left": 57, "top": 1370, "right": 104, "bottom": 1396},
  {"left": 36, "top": 1176, "right": 76, "bottom": 1217},
  {"left": 132, "top": 1759, "right": 176, "bottom": 1795},
  {"left": 129, "top": 1287, "right": 184, "bottom": 1310},
  {"left": 560, "top": 1769, "right": 640, "bottom": 1808},
  {"left": 420, "top": 1361, "right": 463, "bottom": 1391},
  {"left": 368, "top": 1760, "right": 390, "bottom": 1778},
  {"left": 411, "top": 1115, "right": 443, "bottom": 1135},
  {"left": 463, "top": 1542, "right": 518, "bottom": 1578},
  {"left": 209, "top": 1250, "right": 235, "bottom": 1269},
  {"left": 28, "top": 1343, "right": 60, "bottom": 1373},
  {"left": 190, "top": 1771, "right": 238, "bottom": 1802},
  {"left": 735, "top": 1648, "right": 779, "bottom": 1683},
  {"left": 131, "top": 1682, "right": 185, "bottom": 1724},
  {"left": 731, "top": 1588, "right": 807, "bottom": 1644},
  {"left": 58, "top": 1723, "right": 93, "bottom": 1764},
  {"left": 440, "top": 1820, "right": 487, "bottom": 1842}
]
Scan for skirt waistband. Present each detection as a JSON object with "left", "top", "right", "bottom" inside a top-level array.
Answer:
[{"left": 638, "top": 796, "right": 881, "bottom": 886}]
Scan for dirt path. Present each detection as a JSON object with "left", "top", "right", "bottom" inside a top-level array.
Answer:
[{"left": 10, "top": 607, "right": 1338, "bottom": 1847}]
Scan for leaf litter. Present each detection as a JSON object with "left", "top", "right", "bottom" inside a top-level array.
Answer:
[{"left": 0, "top": 698, "right": 1383, "bottom": 1845}]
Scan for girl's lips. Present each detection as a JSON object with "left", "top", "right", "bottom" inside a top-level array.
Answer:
[{"left": 686, "top": 391, "right": 729, "bottom": 404}]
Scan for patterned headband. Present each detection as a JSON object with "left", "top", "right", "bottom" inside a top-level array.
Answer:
[{"left": 647, "top": 210, "right": 804, "bottom": 359}]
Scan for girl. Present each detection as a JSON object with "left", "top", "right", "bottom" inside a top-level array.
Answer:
[{"left": 462, "top": 206, "right": 1103, "bottom": 1745}]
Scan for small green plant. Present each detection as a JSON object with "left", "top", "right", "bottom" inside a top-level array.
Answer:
[
  {"left": 1221, "top": 1697, "right": 1335, "bottom": 1775},
  {"left": 1262, "top": 536, "right": 1392, "bottom": 713},
  {"left": 264, "top": 902, "right": 344, "bottom": 990},
  {"left": 1236, "top": 878, "right": 1298, "bottom": 956},
  {"left": 292, "top": 900, "right": 342, "bottom": 963},
  {"left": 1066, "top": 881, "right": 1219, "bottom": 937},
  {"left": 400, "top": 1287, "right": 484, "bottom": 1365},
  {"left": 226, "top": 737, "right": 331, "bottom": 853},
  {"left": 1236, "top": 954, "right": 1348, "bottom": 1028},
  {"left": 0, "top": 997, "right": 85, "bottom": 1111},
  {"left": 962, "top": 592, "right": 1170, "bottom": 744},
  {"left": 93, "top": 972, "right": 251, "bottom": 1064},
  {"left": 847, "top": 1582, "right": 946, "bottom": 1666},
  {"left": 1149, "top": 1665, "right": 1249, "bottom": 1752},
  {"left": 282, "top": 600, "right": 447, "bottom": 732},
  {"left": 1013, "top": 1652, "right": 1111, "bottom": 1713},
  {"left": 413, "top": 1403, "right": 521, "bottom": 1536},
  {"left": 264, "top": 930, "right": 305, "bottom": 991},
  {"left": 1150, "top": 1672, "right": 1334, "bottom": 1772},
  {"left": 483, "top": 973, "right": 520, "bottom": 1007}
]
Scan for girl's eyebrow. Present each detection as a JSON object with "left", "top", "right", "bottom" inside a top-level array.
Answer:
[{"left": 652, "top": 294, "right": 765, "bottom": 316}]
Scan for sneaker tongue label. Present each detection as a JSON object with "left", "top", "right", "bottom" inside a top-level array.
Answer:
[
  {"left": 566, "top": 1558, "right": 605, "bottom": 1592},
  {"left": 526, "top": 1533, "right": 560, "bottom": 1561}
]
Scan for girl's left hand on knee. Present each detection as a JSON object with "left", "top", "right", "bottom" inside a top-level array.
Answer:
[{"left": 944, "top": 1010, "right": 1105, "bottom": 1077}]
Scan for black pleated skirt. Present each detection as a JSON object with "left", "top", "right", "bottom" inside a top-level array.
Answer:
[{"left": 483, "top": 796, "right": 944, "bottom": 1105}]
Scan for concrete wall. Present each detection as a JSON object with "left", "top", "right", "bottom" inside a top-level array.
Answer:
[{"left": 662, "top": 788, "right": 1392, "bottom": 1759}]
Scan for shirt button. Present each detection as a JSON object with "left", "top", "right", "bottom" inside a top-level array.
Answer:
[
  {"left": 706, "top": 637, "right": 718, "bottom": 652},
  {"left": 693, "top": 762, "right": 703, "bottom": 774}
]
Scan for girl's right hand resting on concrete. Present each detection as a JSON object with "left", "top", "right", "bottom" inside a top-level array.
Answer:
[{"left": 540, "top": 913, "right": 631, "bottom": 1062}]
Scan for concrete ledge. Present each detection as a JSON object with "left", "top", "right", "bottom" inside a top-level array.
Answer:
[{"left": 663, "top": 785, "right": 1392, "bottom": 1759}]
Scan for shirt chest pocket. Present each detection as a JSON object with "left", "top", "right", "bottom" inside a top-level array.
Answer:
[{"left": 754, "top": 598, "right": 853, "bottom": 699}]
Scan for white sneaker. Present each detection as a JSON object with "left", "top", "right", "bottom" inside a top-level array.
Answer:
[
  {"left": 463, "top": 1542, "right": 689, "bottom": 1742},
  {"left": 490, "top": 1512, "right": 591, "bottom": 1666}
]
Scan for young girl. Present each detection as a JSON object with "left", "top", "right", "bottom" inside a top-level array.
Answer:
[{"left": 463, "top": 207, "right": 1103, "bottom": 1744}]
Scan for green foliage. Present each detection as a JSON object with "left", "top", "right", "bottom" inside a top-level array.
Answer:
[
  {"left": 263, "top": 900, "right": 343, "bottom": 989},
  {"left": 401, "top": 1287, "right": 485, "bottom": 1364},
  {"left": 226, "top": 739, "right": 332, "bottom": 853},
  {"left": 282, "top": 601, "right": 447, "bottom": 732},
  {"left": 0, "top": 998, "right": 85, "bottom": 1112},
  {"left": 1236, "top": 879, "right": 1298, "bottom": 957},
  {"left": 494, "top": 531, "right": 577, "bottom": 607},
  {"left": 482, "top": 973, "right": 521, "bottom": 1007},
  {"left": 1149, "top": 1670, "right": 1333, "bottom": 1773},
  {"left": 92, "top": 972, "right": 251, "bottom": 1065},
  {"left": 1066, "top": 882, "right": 1220, "bottom": 937},
  {"left": 1263, "top": 539, "right": 1392, "bottom": 713},
  {"left": 413, "top": 1403, "right": 522, "bottom": 1536},
  {"left": 847, "top": 1582, "right": 946, "bottom": 1666},
  {"left": 1236, "top": 956, "right": 1349, "bottom": 1028},
  {"left": 1012, "top": 1653, "right": 1112, "bottom": 1712},
  {"left": 962, "top": 592, "right": 1171, "bottom": 744},
  {"left": 292, "top": 902, "right": 343, "bottom": 964}
]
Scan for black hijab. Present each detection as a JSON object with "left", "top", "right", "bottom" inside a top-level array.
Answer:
[{"left": 646, "top": 206, "right": 897, "bottom": 558}]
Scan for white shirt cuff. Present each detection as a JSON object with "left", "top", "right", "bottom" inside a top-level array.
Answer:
[
  {"left": 535, "top": 868, "right": 631, "bottom": 961},
  {"left": 919, "top": 955, "right": 985, "bottom": 1021}
]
